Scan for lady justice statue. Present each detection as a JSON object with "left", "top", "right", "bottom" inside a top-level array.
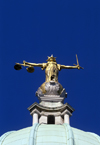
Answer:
[{"left": 14, "top": 55, "right": 83, "bottom": 100}]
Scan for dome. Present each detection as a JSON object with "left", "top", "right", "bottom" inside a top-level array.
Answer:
[{"left": 0, "top": 123, "right": 100, "bottom": 145}]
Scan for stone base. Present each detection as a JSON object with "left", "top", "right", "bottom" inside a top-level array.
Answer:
[
  {"left": 36, "top": 81, "right": 67, "bottom": 103},
  {"left": 38, "top": 95, "right": 65, "bottom": 103},
  {"left": 39, "top": 101, "right": 63, "bottom": 108}
]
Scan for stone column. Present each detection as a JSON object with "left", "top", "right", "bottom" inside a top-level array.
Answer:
[
  {"left": 64, "top": 114, "right": 70, "bottom": 124},
  {"left": 32, "top": 113, "right": 38, "bottom": 125},
  {"left": 39, "top": 115, "right": 47, "bottom": 124},
  {"left": 55, "top": 116, "right": 63, "bottom": 124}
]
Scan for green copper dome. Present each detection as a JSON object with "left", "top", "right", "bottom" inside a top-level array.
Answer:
[{"left": 0, "top": 123, "right": 100, "bottom": 145}]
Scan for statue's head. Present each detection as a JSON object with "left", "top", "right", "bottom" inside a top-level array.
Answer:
[{"left": 47, "top": 55, "right": 56, "bottom": 62}]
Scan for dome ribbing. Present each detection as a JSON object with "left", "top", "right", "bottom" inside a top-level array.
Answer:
[{"left": 0, "top": 123, "right": 100, "bottom": 145}]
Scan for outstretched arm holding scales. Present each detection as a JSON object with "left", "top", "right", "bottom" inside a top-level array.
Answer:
[
  {"left": 15, "top": 61, "right": 46, "bottom": 72},
  {"left": 16, "top": 61, "right": 44, "bottom": 67}
]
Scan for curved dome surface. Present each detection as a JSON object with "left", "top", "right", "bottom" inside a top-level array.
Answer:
[{"left": 0, "top": 123, "right": 100, "bottom": 145}]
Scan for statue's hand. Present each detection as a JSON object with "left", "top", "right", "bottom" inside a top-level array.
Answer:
[
  {"left": 76, "top": 65, "right": 83, "bottom": 70},
  {"left": 73, "top": 54, "right": 83, "bottom": 70},
  {"left": 77, "top": 65, "right": 80, "bottom": 70}
]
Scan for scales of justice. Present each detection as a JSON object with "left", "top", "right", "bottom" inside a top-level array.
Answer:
[{"left": 14, "top": 55, "right": 83, "bottom": 124}]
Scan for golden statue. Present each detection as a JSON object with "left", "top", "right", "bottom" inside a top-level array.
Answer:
[
  {"left": 14, "top": 55, "right": 83, "bottom": 96},
  {"left": 14, "top": 54, "right": 83, "bottom": 82}
]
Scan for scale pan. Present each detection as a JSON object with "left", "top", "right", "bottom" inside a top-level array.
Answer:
[
  {"left": 14, "top": 64, "right": 22, "bottom": 70},
  {"left": 26, "top": 67, "right": 34, "bottom": 73}
]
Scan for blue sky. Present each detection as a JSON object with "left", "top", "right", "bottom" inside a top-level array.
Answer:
[{"left": 0, "top": 0, "right": 100, "bottom": 136}]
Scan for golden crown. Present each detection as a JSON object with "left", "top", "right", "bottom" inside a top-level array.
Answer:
[{"left": 46, "top": 55, "right": 56, "bottom": 62}]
